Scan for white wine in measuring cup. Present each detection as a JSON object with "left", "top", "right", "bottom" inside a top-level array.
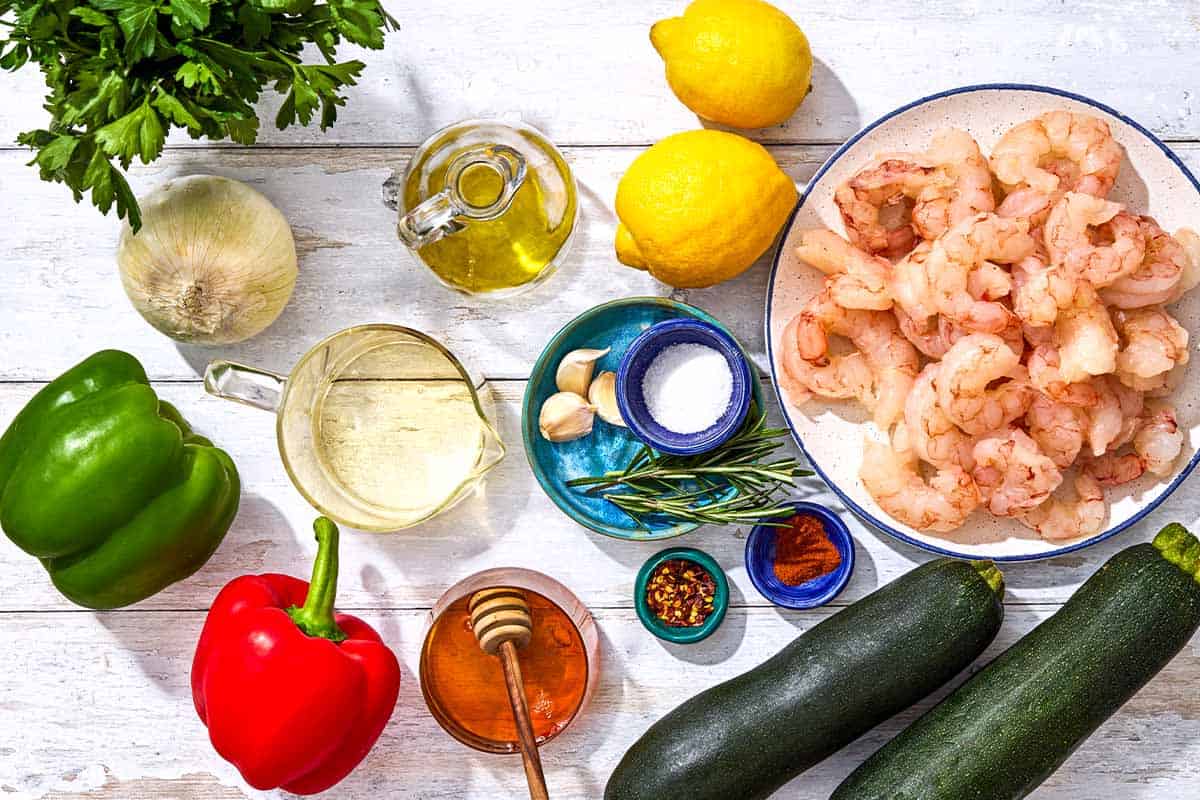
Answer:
[{"left": 205, "top": 325, "right": 504, "bottom": 530}]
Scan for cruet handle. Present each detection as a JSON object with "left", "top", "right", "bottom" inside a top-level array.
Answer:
[
  {"left": 204, "top": 360, "right": 286, "bottom": 413},
  {"left": 396, "top": 144, "right": 527, "bottom": 249}
]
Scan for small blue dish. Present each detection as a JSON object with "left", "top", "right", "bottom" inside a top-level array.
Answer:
[
  {"left": 522, "top": 298, "right": 762, "bottom": 540},
  {"left": 745, "top": 502, "right": 855, "bottom": 609},
  {"left": 616, "top": 319, "right": 753, "bottom": 456}
]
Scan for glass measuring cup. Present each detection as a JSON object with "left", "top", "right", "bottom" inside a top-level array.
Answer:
[
  {"left": 204, "top": 325, "right": 505, "bottom": 531},
  {"left": 419, "top": 568, "right": 599, "bottom": 753},
  {"left": 397, "top": 120, "right": 578, "bottom": 296}
]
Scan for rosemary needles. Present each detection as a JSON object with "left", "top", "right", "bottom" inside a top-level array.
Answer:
[{"left": 566, "top": 410, "right": 810, "bottom": 528}]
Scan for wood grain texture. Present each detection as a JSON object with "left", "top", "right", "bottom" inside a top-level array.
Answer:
[
  {"left": 2, "top": 1, "right": 1199, "bottom": 147},
  {"left": 0, "top": 608, "right": 1195, "bottom": 799}
]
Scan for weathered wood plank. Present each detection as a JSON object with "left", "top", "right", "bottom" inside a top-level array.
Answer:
[
  {"left": 1, "top": 607, "right": 1196, "bottom": 799},
  {"left": 0, "top": 381, "right": 1194, "bottom": 613},
  {"left": 3, "top": 1, "right": 1199, "bottom": 148},
  {"left": 1, "top": 143, "right": 1199, "bottom": 384}
]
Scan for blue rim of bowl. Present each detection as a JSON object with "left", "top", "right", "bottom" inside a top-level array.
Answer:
[
  {"left": 634, "top": 547, "right": 729, "bottom": 644},
  {"left": 522, "top": 296, "right": 761, "bottom": 540},
  {"left": 763, "top": 82, "right": 1200, "bottom": 563},
  {"left": 744, "top": 501, "right": 855, "bottom": 609},
  {"left": 615, "top": 318, "right": 754, "bottom": 456}
]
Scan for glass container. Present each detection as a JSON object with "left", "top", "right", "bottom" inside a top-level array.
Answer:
[
  {"left": 397, "top": 120, "right": 578, "bottom": 297},
  {"left": 204, "top": 324, "right": 505, "bottom": 531},
  {"left": 420, "top": 568, "right": 599, "bottom": 753}
]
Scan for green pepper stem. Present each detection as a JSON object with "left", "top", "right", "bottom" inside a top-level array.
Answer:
[{"left": 287, "top": 517, "right": 348, "bottom": 642}]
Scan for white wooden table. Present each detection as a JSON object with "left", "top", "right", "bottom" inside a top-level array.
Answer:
[{"left": 2, "top": 2, "right": 1199, "bottom": 798}]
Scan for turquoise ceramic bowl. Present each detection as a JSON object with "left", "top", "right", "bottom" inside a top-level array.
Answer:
[
  {"left": 634, "top": 547, "right": 729, "bottom": 644},
  {"left": 522, "top": 297, "right": 762, "bottom": 540}
]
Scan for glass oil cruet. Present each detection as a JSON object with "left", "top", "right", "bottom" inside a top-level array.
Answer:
[{"left": 396, "top": 120, "right": 579, "bottom": 296}]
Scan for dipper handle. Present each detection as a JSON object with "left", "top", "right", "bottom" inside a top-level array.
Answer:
[{"left": 469, "top": 588, "right": 549, "bottom": 800}]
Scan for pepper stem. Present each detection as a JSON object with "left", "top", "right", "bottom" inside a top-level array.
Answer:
[{"left": 287, "top": 517, "right": 348, "bottom": 642}]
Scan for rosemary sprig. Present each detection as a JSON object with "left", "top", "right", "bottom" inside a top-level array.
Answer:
[{"left": 566, "top": 410, "right": 811, "bottom": 528}]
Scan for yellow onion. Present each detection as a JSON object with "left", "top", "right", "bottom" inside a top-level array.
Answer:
[{"left": 117, "top": 175, "right": 298, "bottom": 344}]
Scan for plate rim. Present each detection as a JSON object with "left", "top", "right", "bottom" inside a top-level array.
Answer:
[
  {"left": 763, "top": 82, "right": 1200, "bottom": 562},
  {"left": 523, "top": 295, "right": 759, "bottom": 541}
]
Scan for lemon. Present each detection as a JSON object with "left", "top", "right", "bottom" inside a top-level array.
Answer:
[
  {"left": 615, "top": 129, "right": 797, "bottom": 288},
  {"left": 651, "top": 0, "right": 813, "bottom": 129}
]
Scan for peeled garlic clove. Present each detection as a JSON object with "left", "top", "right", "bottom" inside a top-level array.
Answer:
[
  {"left": 539, "top": 392, "right": 597, "bottom": 442},
  {"left": 588, "top": 371, "right": 625, "bottom": 427},
  {"left": 555, "top": 347, "right": 611, "bottom": 396}
]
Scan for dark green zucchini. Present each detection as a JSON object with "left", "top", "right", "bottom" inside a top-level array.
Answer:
[
  {"left": 833, "top": 523, "right": 1200, "bottom": 800},
  {"left": 604, "top": 558, "right": 1006, "bottom": 800}
]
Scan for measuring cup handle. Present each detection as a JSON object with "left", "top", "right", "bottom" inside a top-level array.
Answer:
[
  {"left": 396, "top": 144, "right": 527, "bottom": 250},
  {"left": 204, "top": 360, "right": 286, "bottom": 413}
]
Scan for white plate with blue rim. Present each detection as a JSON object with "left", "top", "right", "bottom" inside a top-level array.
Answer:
[{"left": 765, "top": 83, "right": 1200, "bottom": 562}]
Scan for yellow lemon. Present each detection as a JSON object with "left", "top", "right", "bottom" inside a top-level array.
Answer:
[
  {"left": 651, "top": 0, "right": 813, "bottom": 129},
  {"left": 615, "top": 129, "right": 797, "bottom": 288}
]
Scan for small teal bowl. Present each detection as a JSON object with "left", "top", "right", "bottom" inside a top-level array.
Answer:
[
  {"left": 635, "top": 547, "right": 729, "bottom": 644},
  {"left": 616, "top": 319, "right": 753, "bottom": 456},
  {"left": 745, "top": 502, "right": 855, "bottom": 609},
  {"left": 522, "top": 297, "right": 762, "bottom": 540}
]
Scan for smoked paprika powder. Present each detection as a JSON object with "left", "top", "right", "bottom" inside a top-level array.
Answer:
[{"left": 774, "top": 513, "right": 842, "bottom": 586}]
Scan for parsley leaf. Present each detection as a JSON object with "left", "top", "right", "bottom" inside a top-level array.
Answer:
[{"left": 2, "top": 0, "right": 396, "bottom": 230}]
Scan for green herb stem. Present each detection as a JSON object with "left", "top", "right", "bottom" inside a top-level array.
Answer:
[{"left": 566, "top": 409, "right": 812, "bottom": 529}]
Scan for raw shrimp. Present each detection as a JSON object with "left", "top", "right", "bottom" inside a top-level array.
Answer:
[
  {"left": 793, "top": 229, "right": 893, "bottom": 310},
  {"left": 1054, "top": 282, "right": 1118, "bottom": 383},
  {"left": 1085, "top": 375, "right": 1144, "bottom": 457},
  {"left": 972, "top": 429, "right": 1064, "bottom": 517},
  {"left": 905, "top": 363, "right": 976, "bottom": 471},
  {"left": 1020, "top": 473, "right": 1106, "bottom": 541},
  {"left": 1175, "top": 227, "right": 1200, "bottom": 298},
  {"left": 1011, "top": 254, "right": 1076, "bottom": 327},
  {"left": 1027, "top": 343, "right": 1098, "bottom": 406},
  {"left": 779, "top": 314, "right": 873, "bottom": 405},
  {"left": 1044, "top": 193, "right": 1145, "bottom": 287},
  {"left": 859, "top": 423, "right": 981, "bottom": 532},
  {"left": 889, "top": 241, "right": 939, "bottom": 323},
  {"left": 1025, "top": 392, "right": 1088, "bottom": 468},
  {"left": 910, "top": 129, "right": 996, "bottom": 240},
  {"left": 835, "top": 158, "right": 930, "bottom": 259},
  {"left": 836, "top": 129, "right": 995, "bottom": 260},
  {"left": 940, "top": 308, "right": 1025, "bottom": 357},
  {"left": 1100, "top": 217, "right": 1190, "bottom": 308},
  {"left": 936, "top": 333, "right": 1033, "bottom": 436},
  {"left": 997, "top": 187, "right": 1056, "bottom": 227},
  {"left": 990, "top": 111, "right": 1122, "bottom": 199},
  {"left": 1134, "top": 404, "right": 1184, "bottom": 476},
  {"left": 1112, "top": 306, "right": 1189, "bottom": 392},
  {"left": 783, "top": 287, "right": 919, "bottom": 427},
  {"left": 925, "top": 213, "right": 1037, "bottom": 332},
  {"left": 968, "top": 261, "right": 1013, "bottom": 301},
  {"left": 1084, "top": 404, "right": 1183, "bottom": 484},
  {"left": 894, "top": 305, "right": 948, "bottom": 358}
]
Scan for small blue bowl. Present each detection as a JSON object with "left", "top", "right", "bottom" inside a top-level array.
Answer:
[
  {"left": 616, "top": 319, "right": 753, "bottom": 456},
  {"left": 745, "top": 502, "right": 855, "bottom": 609}
]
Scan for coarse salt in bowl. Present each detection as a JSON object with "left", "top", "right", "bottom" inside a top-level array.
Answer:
[{"left": 616, "top": 318, "right": 753, "bottom": 455}]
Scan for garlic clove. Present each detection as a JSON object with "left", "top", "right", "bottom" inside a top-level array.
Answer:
[
  {"left": 539, "top": 392, "right": 597, "bottom": 442},
  {"left": 588, "top": 371, "right": 626, "bottom": 427},
  {"left": 555, "top": 347, "right": 611, "bottom": 396}
]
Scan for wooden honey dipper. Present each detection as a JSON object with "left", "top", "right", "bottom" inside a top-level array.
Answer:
[{"left": 469, "top": 587, "right": 550, "bottom": 800}]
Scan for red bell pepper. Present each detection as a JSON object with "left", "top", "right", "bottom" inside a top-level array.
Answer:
[{"left": 191, "top": 517, "right": 400, "bottom": 795}]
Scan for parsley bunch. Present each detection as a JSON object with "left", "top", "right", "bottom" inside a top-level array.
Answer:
[{"left": 0, "top": 0, "right": 397, "bottom": 229}]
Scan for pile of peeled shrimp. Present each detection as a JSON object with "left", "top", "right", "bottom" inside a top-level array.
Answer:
[{"left": 779, "top": 112, "right": 1200, "bottom": 541}]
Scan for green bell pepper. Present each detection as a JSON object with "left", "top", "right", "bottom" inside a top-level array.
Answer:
[{"left": 0, "top": 350, "right": 240, "bottom": 609}]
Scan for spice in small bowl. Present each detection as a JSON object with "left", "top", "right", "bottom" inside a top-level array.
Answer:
[
  {"left": 745, "top": 502, "right": 855, "bottom": 609},
  {"left": 635, "top": 547, "right": 729, "bottom": 644},
  {"left": 616, "top": 318, "right": 753, "bottom": 455}
]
